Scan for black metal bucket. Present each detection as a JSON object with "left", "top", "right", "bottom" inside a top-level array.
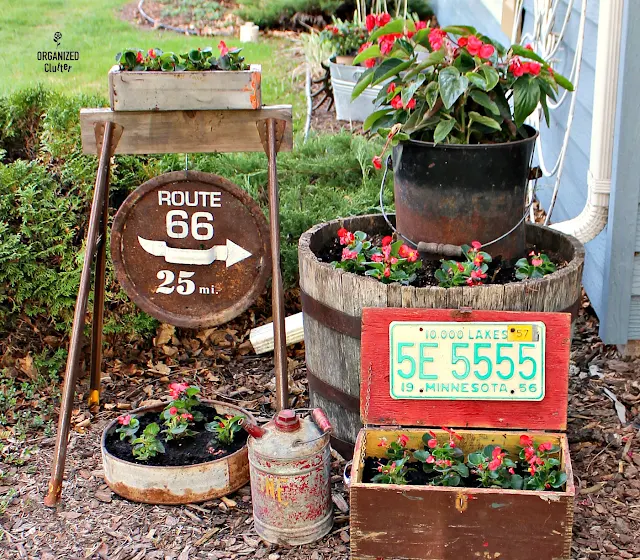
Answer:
[{"left": 392, "top": 126, "right": 538, "bottom": 262}]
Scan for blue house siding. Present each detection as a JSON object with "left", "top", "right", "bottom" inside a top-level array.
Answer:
[
  {"left": 434, "top": 0, "right": 605, "bottom": 315},
  {"left": 599, "top": 0, "right": 640, "bottom": 344}
]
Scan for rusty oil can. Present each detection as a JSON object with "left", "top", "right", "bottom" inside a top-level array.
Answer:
[{"left": 242, "top": 408, "right": 333, "bottom": 545}]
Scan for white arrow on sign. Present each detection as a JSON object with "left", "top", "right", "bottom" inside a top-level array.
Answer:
[{"left": 137, "top": 236, "right": 252, "bottom": 267}]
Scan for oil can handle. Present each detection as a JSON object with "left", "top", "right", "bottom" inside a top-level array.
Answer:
[
  {"left": 343, "top": 460, "right": 353, "bottom": 490},
  {"left": 311, "top": 408, "right": 332, "bottom": 434}
]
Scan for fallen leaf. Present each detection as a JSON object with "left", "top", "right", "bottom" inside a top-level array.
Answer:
[
  {"left": 177, "top": 545, "right": 191, "bottom": 560},
  {"left": 155, "top": 323, "right": 176, "bottom": 347},
  {"left": 220, "top": 496, "right": 237, "bottom": 508},
  {"left": 95, "top": 489, "right": 112, "bottom": 503},
  {"left": 16, "top": 354, "right": 38, "bottom": 381},
  {"left": 59, "top": 511, "right": 83, "bottom": 520}
]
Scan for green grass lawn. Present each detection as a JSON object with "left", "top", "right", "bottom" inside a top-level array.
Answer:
[{"left": 1, "top": 0, "right": 304, "bottom": 114}]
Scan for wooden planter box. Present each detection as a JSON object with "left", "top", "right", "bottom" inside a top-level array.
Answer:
[
  {"left": 349, "top": 308, "right": 575, "bottom": 560},
  {"left": 108, "top": 64, "right": 262, "bottom": 111}
]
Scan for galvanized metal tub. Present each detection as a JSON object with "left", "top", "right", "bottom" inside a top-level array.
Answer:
[{"left": 101, "top": 400, "right": 254, "bottom": 504}]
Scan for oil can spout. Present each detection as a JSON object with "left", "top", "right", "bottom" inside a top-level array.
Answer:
[{"left": 239, "top": 418, "right": 266, "bottom": 438}]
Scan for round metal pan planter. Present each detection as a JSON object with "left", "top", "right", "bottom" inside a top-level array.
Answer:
[
  {"left": 101, "top": 400, "right": 254, "bottom": 505},
  {"left": 298, "top": 213, "right": 585, "bottom": 456}
]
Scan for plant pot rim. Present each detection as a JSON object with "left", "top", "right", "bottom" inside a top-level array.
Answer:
[
  {"left": 109, "top": 64, "right": 261, "bottom": 75},
  {"left": 101, "top": 399, "right": 255, "bottom": 470},
  {"left": 396, "top": 124, "right": 539, "bottom": 150},
  {"left": 302, "top": 215, "right": 584, "bottom": 293}
]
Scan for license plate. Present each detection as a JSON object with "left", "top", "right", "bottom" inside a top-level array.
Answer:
[{"left": 389, "top": 321, "right": 545, "bottom": 401}]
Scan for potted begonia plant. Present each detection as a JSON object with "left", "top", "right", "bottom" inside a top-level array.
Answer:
[
  {"left": 351, "top": 21, "right": 574, "bottom": 261},
  {"left": 101, "top": 382, "right": 254, "bottom": 504},
  {"left": 109, "top": 42, "right": 261, "bottom": 111}
]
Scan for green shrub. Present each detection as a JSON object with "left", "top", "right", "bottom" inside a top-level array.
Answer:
[{"left": 0, "top": 88, "right": 387, "bottom": 340}]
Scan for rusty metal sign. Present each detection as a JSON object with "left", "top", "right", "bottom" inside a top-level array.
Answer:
[{"left": 111, "top": 171, "right": 271, "bottom": 328}]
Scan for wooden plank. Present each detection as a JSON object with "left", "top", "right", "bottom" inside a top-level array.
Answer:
[
  {"left": 360, "top": 308, "right": 571, "bottom": 430},
  {"left": 109, "top": 65, "right": 261, "bottom": 111},
  {"left": 350, "top": 429, "right": 573, "bottom": 560},
  {"left": 80, "top": 106, "right": 293, "bottom": 155}
]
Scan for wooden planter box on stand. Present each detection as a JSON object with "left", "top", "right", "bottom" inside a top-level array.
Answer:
[
  {"left": 349, "top": 308, "right": 575, "bottom": 560},
  {"left": 108, "top": 64, "right": 262, "bottom": 111}
]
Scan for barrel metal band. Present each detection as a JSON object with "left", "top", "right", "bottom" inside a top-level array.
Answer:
[
  {"left": 300, "top": 289, "right": 361, "bottom": 338},
  {"left": 307, "top": 368, "right": 360, "bottom": 413},
  {"left": 562, "top": 297, "right": 581, "bottom": 320},
  {"left": 301, "top": 289, "right": 580, "bottom": 333}
]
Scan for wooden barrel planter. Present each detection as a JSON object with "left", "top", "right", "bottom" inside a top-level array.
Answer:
[{"left": 298, "top": 214, "right": 584, "bottom": 456}]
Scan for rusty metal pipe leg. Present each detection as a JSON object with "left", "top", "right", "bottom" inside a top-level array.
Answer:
[
  {"left": 88, "top": 180, "right": 111, "bottom": 412},
  {"left": 44, "top": 122, "right": 114, "bottom": 507},
  {"left": 266, "top": 119, "right": 289, "bottom": 411}
]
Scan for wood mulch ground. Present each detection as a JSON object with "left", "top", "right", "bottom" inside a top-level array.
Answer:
[{"left": 1, "top": 296, "right": 639, "bottom": 559}]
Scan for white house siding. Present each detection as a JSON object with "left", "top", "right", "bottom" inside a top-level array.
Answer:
[{"left": 434, "top": 0, "right": 603, "bottom": 314}]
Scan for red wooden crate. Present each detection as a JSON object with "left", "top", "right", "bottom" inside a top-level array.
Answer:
[{"left": 349, "top": 308, "right": 574, "bottom": 560}]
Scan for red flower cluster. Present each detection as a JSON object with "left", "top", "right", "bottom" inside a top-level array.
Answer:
[
  {"left": 337, "top": 227, "right": 356, "bottom": 246},
  {"left": 488, "top": 446, "right": 506, "bottom": 471},
  {"left": 428, "top": 28, "right": 447, "bottom": 50},
  {"left": 520, "top": 435, "right": 546, "bottom": 474},
  {"left": 181, "top": 412, "right": 193, "bottom": 421},
  {"left": 441, "top": 426, "right": 463, "bottom": 445},
  {"left": 398, "top": 244, "right": 419, "bottom": 262},
  {"left": 148, "top": 49, "right": 157, "bottom": 59},
  {"left": 466, "top": 241, "right": 488, "bottom": 286},
  {"left": 398, "top": 434, "right": 409, "bottom": 447},
  {"left": 529, "top": 250, "right": 543, "bottom": 267},
  {"left": 379, "top": 32, "right": 402, "bottom": 55},
  {"left": 325, "top": 25, "right": 339, "bottom": 35},
  {"left": 169, "top": 406, "right": 178, "bottom": 416},
  {"left": 342, "top": 247, "right": 358, "bottom": 260},
  {"left": 357, "top": 41, "right": 377, "bottom": 68},
  {"left": 169, "top": 382, "right": 189, "bottom": 400},
  {"left": 509, "top": 56, "right": 541, "bottom": 77},
  {"left": 365, "top": 12, "right": 391, "bottom": 32},
  {"left": 390, "top": 95, "right": 416, "bottom": 111},
  {"left": 458, "top": 35, "right": 495, "bottom": 59},
  {"left": 135, "top": 51, "right": 144, "bottom": 64},
  {"left": 218, "top": 40, "right": 229, "bottom": 57},
  {"left": 117, "top": 414, "right": 131, "bottom": 426}
]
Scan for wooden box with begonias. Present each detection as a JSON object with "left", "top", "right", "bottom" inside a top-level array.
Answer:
[
  {"left": 108, "top": 42, "right": 261, "bottom": 111},
  {"left": 347, "top": 308, "right": 575, "bottom": 560}
]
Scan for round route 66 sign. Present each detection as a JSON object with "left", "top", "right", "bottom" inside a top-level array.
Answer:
[{"left": 111, "top": 171, "right": 271, "bottom": 328}]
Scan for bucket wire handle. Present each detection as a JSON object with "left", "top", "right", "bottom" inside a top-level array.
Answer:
[
  {"left": 379, "top": 154, "right": 535, "bottom": 252},
  {"left": 343, "top": 460, "right": 353, "bottom": 490},
  {"left": 290, "top": 408, "right": 332, "bottom": 447}
]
